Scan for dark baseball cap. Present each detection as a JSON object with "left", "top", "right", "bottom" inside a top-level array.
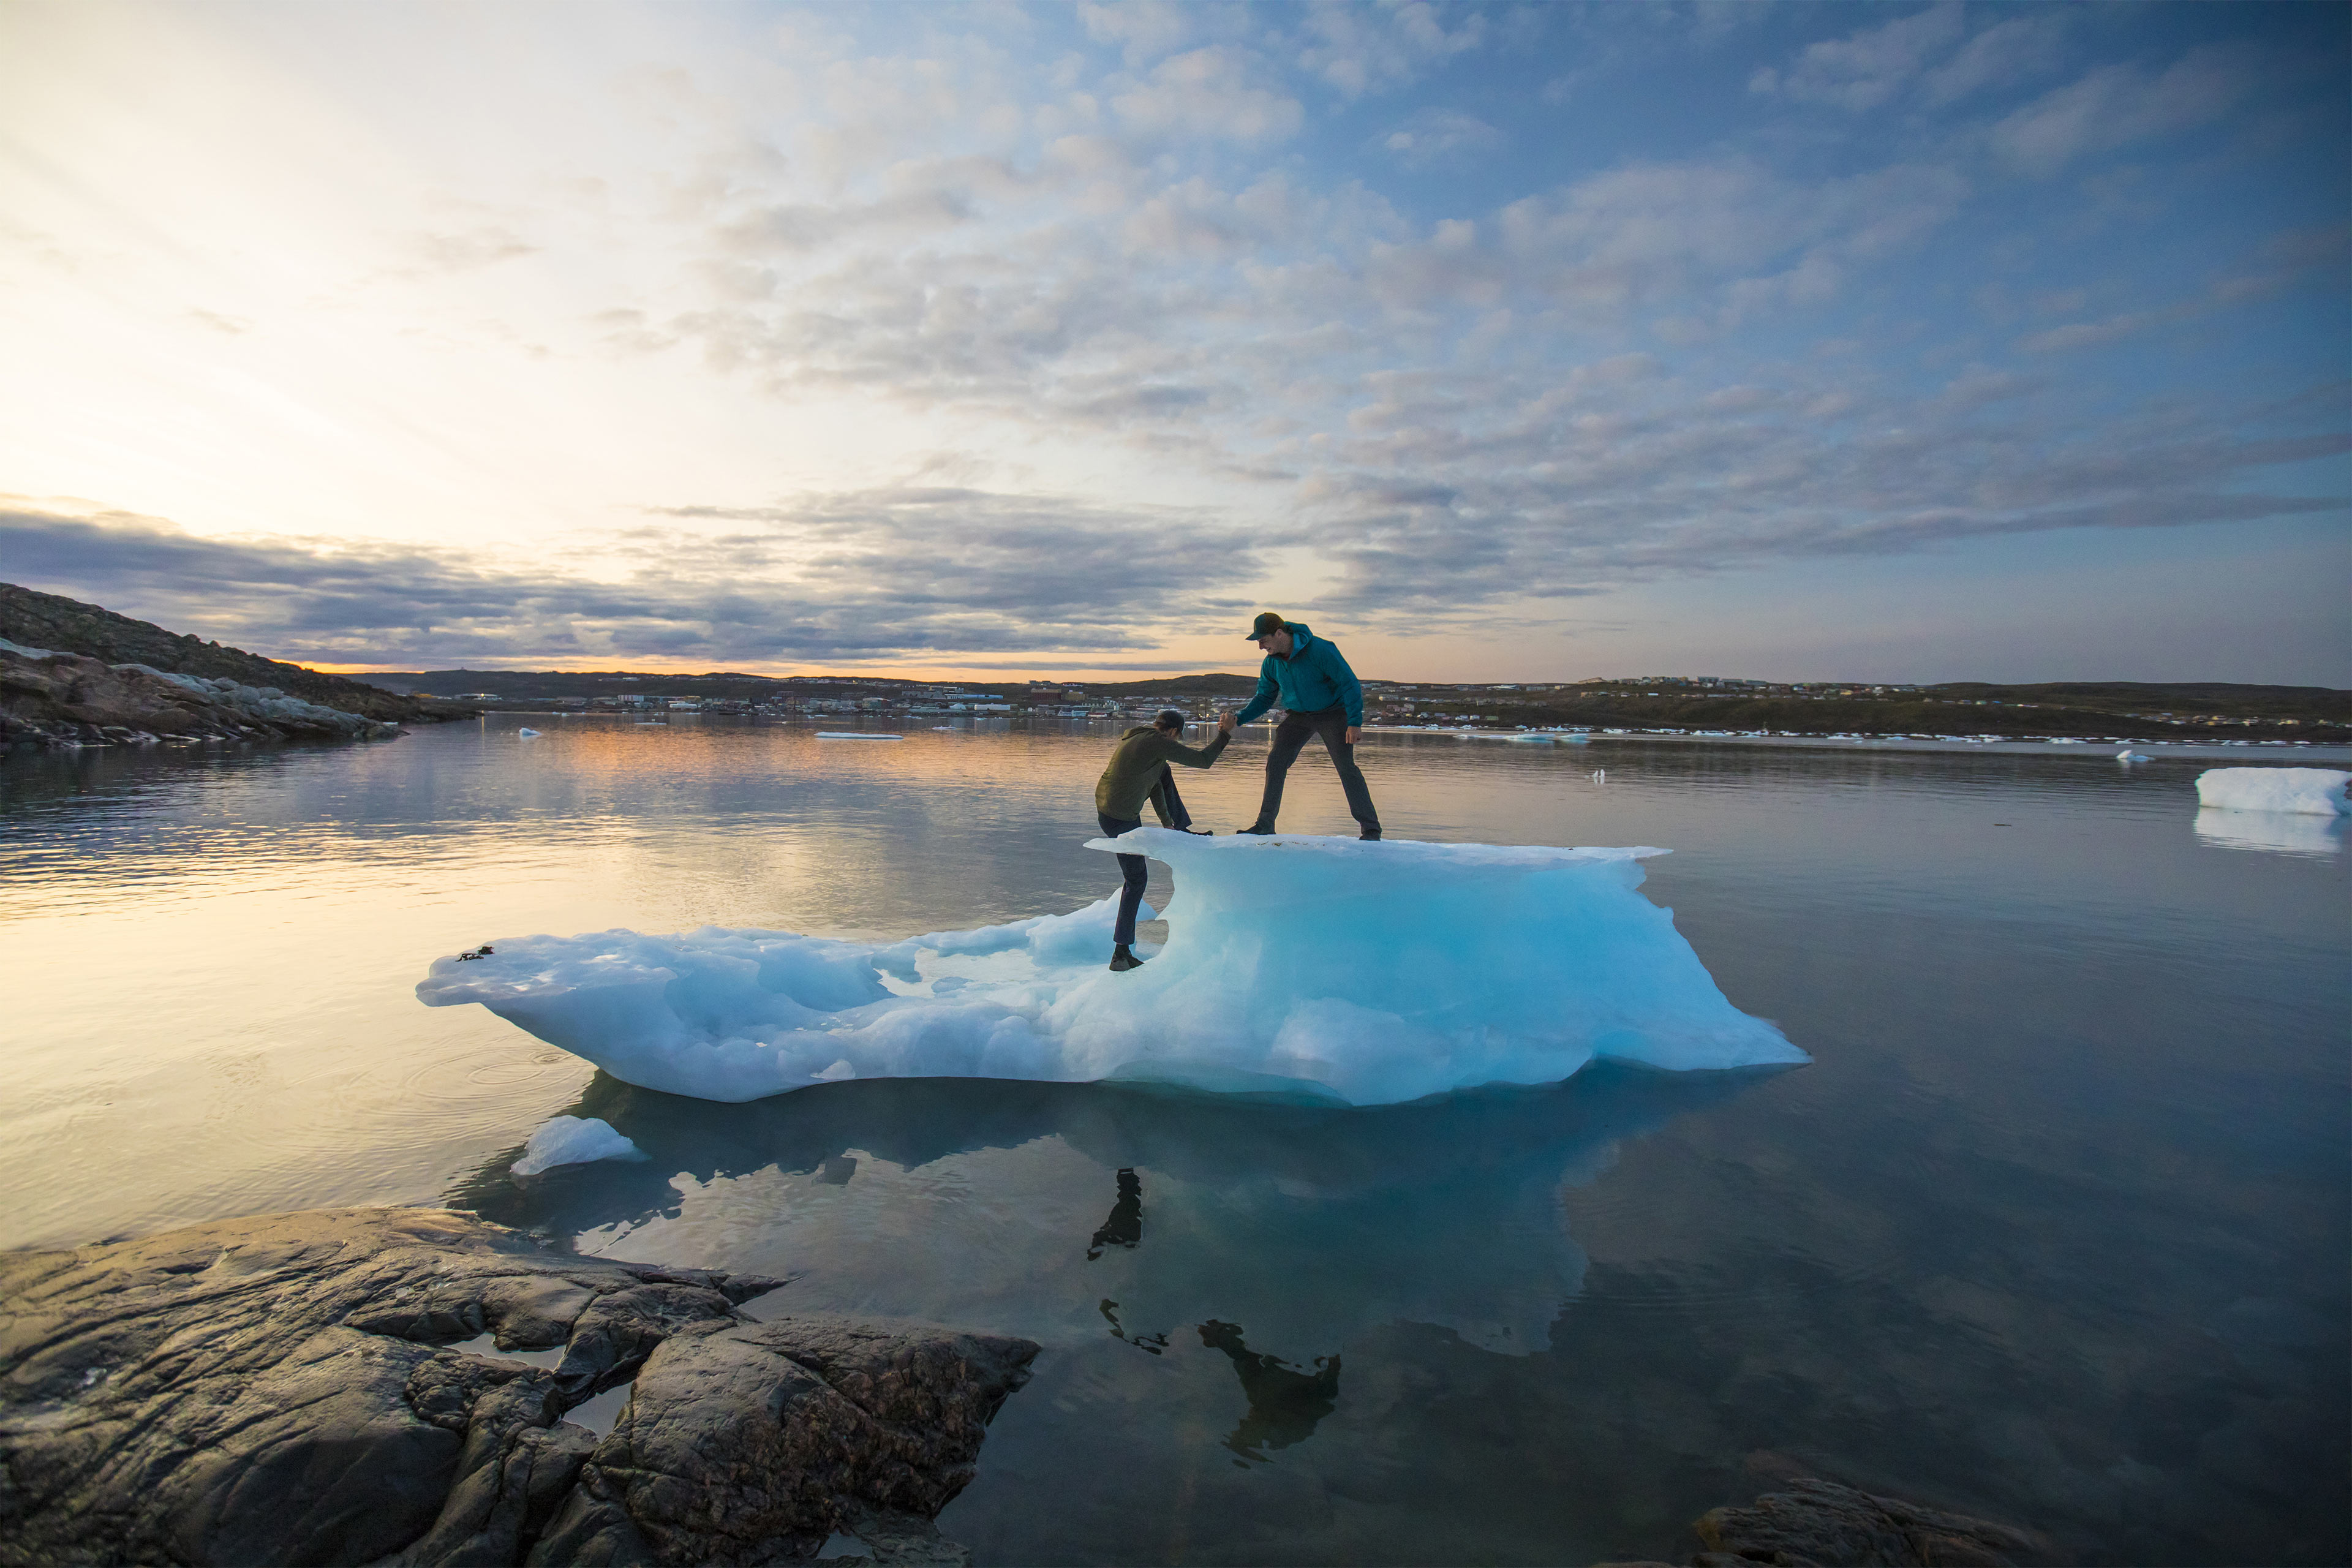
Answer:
[{"left": 1245, "top": 611, "right": 1286, "bottom": 639}]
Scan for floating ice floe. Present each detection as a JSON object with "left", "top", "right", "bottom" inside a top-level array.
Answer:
[
  {"left": 815, "top": 732, "right": 902, "bottom": 741},
  {"left": 517, "top": 727, "right": 541, "bottom": 738},
  {"left": 418, "top": 830, "right": 1802, "bottom": 1106},
  {"left": 2193, "top": 767, "right": 2350, "bottom": 816},
  {"left": 510, "top": 1115, "right": 644, "bottom": 1176},
  {"left": 2116, "top": 750, "right": 2149, "bottom": 763}
]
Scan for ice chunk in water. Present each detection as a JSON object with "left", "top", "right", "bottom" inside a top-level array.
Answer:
[
  {"left": 419, "top": 831, "right": 1803, "bottom": 1106},
  {"left": 511, "top": 1115, "right": 643, "bottom": 1175},
  {"left": 2195, "top": 767, "right": 2350, "bottom": 816}
]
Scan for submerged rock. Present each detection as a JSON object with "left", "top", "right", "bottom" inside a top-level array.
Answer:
[
  {"left": 1691, "top": 1476, "right": 2049, "bottom": 1567},
  {"left": 0, "top": 1207, "right": 1036, "bottom": 1567}
]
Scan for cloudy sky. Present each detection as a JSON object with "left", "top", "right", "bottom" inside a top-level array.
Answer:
[{"left": 1, "top": 0, "right": 2343, "bottom": 683}]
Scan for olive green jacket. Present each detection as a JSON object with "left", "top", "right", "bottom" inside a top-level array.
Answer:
[{"left": 1095, "top": 726, "right": 1230, "bottom": 823}]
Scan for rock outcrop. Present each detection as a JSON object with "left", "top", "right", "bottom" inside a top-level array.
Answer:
[
  {"left": 1593, "top": 1474, "right": 2051, "bottom": 1568},
  {"left": 1690, "top": 1477, "right": 2048, "bottom": 1567},
  {"left": 0, "top": 581, "right": 437, "bottom": 723},
  {"left": 1, "top": 643, "right": 405, "bottom": 748},
  {"left": 0, "top": 1207, "right": 1036, "bottom": 1567}
]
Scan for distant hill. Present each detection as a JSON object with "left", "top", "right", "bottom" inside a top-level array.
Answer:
[
  {"left": 0, "top": 583, "right": 443, "bottom": 723},
  {"left": 1929, "top": 681, "right": 2352, "bottom": 723}
]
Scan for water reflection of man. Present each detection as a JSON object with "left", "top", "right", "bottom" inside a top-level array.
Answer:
[
  {"left": 1088, "top": 1167, "right": 1144, "bottom": 1259},
  {"left": 1095, "top": 709, "right": 1234, "bottom": 972}
]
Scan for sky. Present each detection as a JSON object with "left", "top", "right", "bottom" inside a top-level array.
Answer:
[{"left": 0, "top": 0, "right": 2344, "bottom": 685}]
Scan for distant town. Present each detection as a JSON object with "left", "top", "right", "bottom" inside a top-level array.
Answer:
[{"left": 369, "top": 669, "right": 2352, "bottom": 744}]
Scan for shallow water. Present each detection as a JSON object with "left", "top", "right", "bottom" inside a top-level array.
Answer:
[{"left": 2, "top": 717, "right": 2345, "bottom": 1564}]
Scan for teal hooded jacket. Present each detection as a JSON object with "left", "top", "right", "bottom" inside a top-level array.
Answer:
[{"left": 1233, "top": 622, "right": 1364, "bottom": 728}]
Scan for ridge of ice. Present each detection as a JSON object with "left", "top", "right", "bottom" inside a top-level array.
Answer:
[
  {"left": 510, "top": 1115, "right": 643, "bottom": 1175},
  {"left": 2194, "top": 767, "right": 2350, "bottom": 816},
  {"left": 418, "top": 830, "right": 1804, "bottom": 1106}
]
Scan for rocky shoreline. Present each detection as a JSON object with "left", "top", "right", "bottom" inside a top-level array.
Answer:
[
  {"left": 2, "top": 642, "right": 409, "bottom": 750},
  {"left": 0, "top": 1207, "right": 1037, "bottom": 1567}
]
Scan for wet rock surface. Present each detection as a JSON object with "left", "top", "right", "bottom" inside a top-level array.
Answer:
[
  {"left": 1590, "top": 1473, "right": 2052, "bottom": 1568},
  {"left": 1691, "top": 1476, "right": 2049, "bottom": 1567},
  {"left": 0, "top": 1207, "right": 1036, "bottom": 1567}
]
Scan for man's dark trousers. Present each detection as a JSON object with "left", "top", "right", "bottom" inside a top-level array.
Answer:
[
  {"left": 1097, "top": 812, "right": 1149, "bottom": 946},
  {"left": 1251, "top": 705, "right": 1379, "bottom": 835},
  {"left": 1099, "top": 768, "right": 1194, "bottom": 947}
]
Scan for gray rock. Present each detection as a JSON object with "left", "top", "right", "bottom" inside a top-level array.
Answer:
[
  {"left": 1693, "top": 1476, "right": 2050, "bottom": 1567},
  {"left": 530, "top": 1316, "right": 1039, "bottom": 1567},
  {"left": 0, "top": 1207, "right": 1033, "bottom": 1568},
  {"left": 0, "top": 645, "right": 404, "bottom": 749}
]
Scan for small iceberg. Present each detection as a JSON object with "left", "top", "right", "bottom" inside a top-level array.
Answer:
[
  {"left": 2116, "top": 750, "right": 2149, "bottom": 763},
  {"left": 2194, "top": 767, "right": 2350, "bottom": 816},
  {"left": 516, "top": 727, "right": 541, "bottom": 739},
  {"left": 510, "top": 1115, "right": 643, "bottom": 1176},
  {"left": 419, "top": 831, "right": 1801, "bottom": 1107},
  {"left": 816, "top": 732, "right": 902, "bottom": 741}
]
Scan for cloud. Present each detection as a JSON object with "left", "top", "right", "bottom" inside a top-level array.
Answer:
[
  {"left": 1279, "top": 373, "right": 2350, "bottom": 619},
  {"left": 0, "top": 489, "right": 1264, "bottom": 665},
  {"left": 1378, "top": 108, "right": 1504, "bottom": 170},
  {"left": 1112, "top": 47, "right": 1303, "bottom": 143},
  {"left": 1749, "top": 3, "right": 1963, "bottom": 111},
  {"left": 1296, "top": 0, "right": 1485, "bottom": 99},
  {"left": 1077, "top": 0, "right": 1199, "bottom": 69},
  {"left": 1990, "top": 42, "right": 2261, "bottom": 178},
  {"left": 2016, "top": 223, "right": 2351, "bottom": 352},
  {"left": 1920, "top": 13, "right": 2068, "bottom": 106}
]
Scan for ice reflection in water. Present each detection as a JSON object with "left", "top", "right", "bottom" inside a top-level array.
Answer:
[{"left": 450, "top": 1064, "right": 1779, "bottom": 1364}]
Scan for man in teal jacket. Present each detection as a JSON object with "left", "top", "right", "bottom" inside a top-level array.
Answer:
[{"left": 1230, "top": 612, "right": 1382, "bottom": 840}]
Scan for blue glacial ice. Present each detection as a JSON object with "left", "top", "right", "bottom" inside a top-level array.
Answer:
[{"left": 417, "top": 829, "right": 1803, "bottom": 1106}]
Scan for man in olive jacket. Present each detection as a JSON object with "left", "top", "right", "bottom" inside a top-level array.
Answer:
[
  {"left": 1230, "top": 612, "right": 1381, "bottom": 840},
  {"left": 1095, "top": 708, "right": 1235, "bottom": 971}
]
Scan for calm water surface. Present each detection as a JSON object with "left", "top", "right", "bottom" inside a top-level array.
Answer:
[{"left": 3, "top": 718, "right": 2345, "bottom": 1565}]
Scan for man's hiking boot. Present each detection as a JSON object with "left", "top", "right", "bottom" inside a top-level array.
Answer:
[
  {"left": 1109, "top": 945, "right": 1145, "bottom": 972},
  {"left": 1236, "top": 823, "right": 1275, "bottom": 835},
  {"left": 1360, "top": 828, "right": 1382, "bottom": 840}
]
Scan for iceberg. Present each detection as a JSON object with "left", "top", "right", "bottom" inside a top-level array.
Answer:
[
  {"left": 417, "top": 830, "right": 1803, "bottom": 1106},
  {"left": 2194, "top": 767, "right": 2350, "bottom": 816},
  {"left": 510, "top": 1114, "right": 643, "bottom": 1175}
]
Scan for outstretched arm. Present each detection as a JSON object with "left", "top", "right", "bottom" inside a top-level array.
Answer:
[
  {"left": 1232, "top": 663, "right": 1279, "bottom": 726},
  {"left": 1158, "top": 729, "right": 1231, "bottom": 769}
]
